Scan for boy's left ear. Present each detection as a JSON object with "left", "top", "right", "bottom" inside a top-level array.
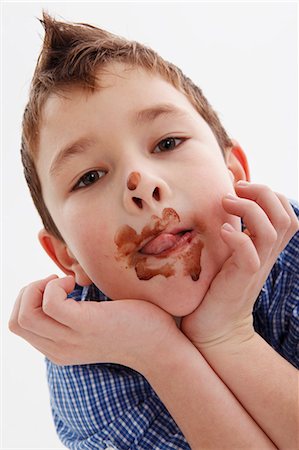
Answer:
[{"left": 226, "top": 140, "right": 250, "bottom": 182}]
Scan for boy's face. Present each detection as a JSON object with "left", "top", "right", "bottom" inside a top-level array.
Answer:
[{"left": 37, "top": 63, "right": 245, "bottom": 317}]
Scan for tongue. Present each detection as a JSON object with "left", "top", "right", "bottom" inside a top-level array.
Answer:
[{"left": 141, "top": 233, "right": 181, "bottom": 255}]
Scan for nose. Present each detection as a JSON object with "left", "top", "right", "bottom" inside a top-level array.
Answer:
[{"left": 124, "top": 170, "right": 170, "bottom": 212}]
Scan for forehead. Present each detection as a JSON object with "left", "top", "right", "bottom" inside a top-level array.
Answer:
[
  {"left": 37, "top": 62, "right": 213, "bottom": 176},
  {"left": 41, "top": 63, "right": 199, "bottom": 131}
]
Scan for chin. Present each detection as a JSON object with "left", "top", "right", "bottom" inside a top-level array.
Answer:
[
  {"left": 162, "top": 301, "right": 201, "bottom": 318},
  {"left": 144, "top": 275, "right": 208, "bottom": 317},
  {"left": 161, "top": 295, "right": 203, "bottom": 318}
]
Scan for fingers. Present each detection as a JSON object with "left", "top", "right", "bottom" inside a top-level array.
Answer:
[
  {"left": 223, "top": 193, "right": 277, "bottom": 264},
  {"left": 272, "top": 191, "right": 299, "bottom": 251},
  {"left": 235, "top": 181, "right": 298, "bottom": 251},
  {"left": 42, "top": 275, "right": 81, "bottom": 326},
  {"left": 9, "top": 275, "right": 57, "bottom": 336},
  {"left": 9, "top": 275, "right": 74, "bottom": 340},
  {"left": 223, "top": 182, "right": 298, "bottom": 265},
  {"left": 220, "top": 222, "right": 260, "bottom": 275}
]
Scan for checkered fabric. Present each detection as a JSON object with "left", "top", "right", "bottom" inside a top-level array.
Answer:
[{"left": 46, "top": 202, "right": 299, "bottom": 449}]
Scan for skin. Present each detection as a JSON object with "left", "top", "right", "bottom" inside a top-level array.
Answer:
[
  {"left": 36, "top": 62, "right": 247, "bottom": 317},
  {"left": 9, "top": 62, "right": 298, "bottom": 448}
]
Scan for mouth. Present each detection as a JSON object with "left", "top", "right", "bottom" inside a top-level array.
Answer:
[
  {"left": 115, "top": 208, "right": 204, "bottom": 281},
  {"left": 139, "top": 229, "right": 195, "bottom": 257}
]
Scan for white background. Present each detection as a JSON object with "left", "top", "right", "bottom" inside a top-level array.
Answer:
[{"left": 2, "top": 1, "right": 298, "bottom": 449}]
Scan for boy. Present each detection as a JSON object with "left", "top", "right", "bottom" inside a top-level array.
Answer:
[{"left": 9, "top": 13, "right": 298, "bottom": 450}]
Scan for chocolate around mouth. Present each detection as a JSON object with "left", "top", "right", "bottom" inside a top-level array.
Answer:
[
  {"left": 114, "top": 208, "right": 203, "bottom": 281},
  {"left": 140, "top": 230, "right": 194, "bottom": 256}
]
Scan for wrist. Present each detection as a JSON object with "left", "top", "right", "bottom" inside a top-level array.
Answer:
[
  {"left": 142, "top": 330, "right": 197, "bottom": 382},
  {"left": 198, "top": 330, "right": 260, "bottom": 362},
  {"left": 188, "top": 315, "right": 255, "bottom": 353}
]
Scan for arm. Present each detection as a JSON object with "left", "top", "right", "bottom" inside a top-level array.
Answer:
[
  {"left": 145, "top": 331, "right": 276, "bottom": 449},
  {"left": 9, "top": 276, "right": 276, "bottom": 449},
  {"left": 182, "top": 182, "right": 299, "bottom": 450},
  {"left": 199, "top": 332, "right": 298, "bottom": 450}
]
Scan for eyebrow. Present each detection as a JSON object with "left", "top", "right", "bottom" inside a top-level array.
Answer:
[
  {"left": 133, "top": 103, "right": 189, "bottom": 125},
  {"left": 49, "top": 138, "right": 95, "bottom": 177},
  {"left": 49, "top": 104, "right": 189, "bottom": 177}
]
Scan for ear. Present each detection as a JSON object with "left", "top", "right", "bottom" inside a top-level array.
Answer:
[
  {"left": 226, "top": 140, "right": 250, "bottom": 183},
  {"left": 38, "top": 229, "right": 92, "bottom": 286}
]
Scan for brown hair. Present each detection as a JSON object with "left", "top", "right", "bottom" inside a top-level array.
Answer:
[{"left": 21, "top": 12, "right": 233, "bottom": 241}]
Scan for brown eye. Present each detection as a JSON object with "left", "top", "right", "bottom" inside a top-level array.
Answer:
[
  {"left": 74, "top": 170, "right": 106, "bottom": 190},
  {"left": 153, "top": 137, "right": 183, "bottom": 153}
]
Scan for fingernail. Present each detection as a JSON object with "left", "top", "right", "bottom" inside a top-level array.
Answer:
[
  {"left": 236, "top": 180, "right": 249, "bottom": 186},
  {"left": 222, "top": 223, "right": 235, "bottom": 232},
  {"left": 225, "top": 193, "right": 237, "bottom": 201}
]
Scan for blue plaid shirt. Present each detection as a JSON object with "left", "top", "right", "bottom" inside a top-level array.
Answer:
[{"left": 46, "top": 202, "right": 299, "bottom": 450}]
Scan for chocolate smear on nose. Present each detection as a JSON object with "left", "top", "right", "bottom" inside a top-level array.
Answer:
[
  {"left": 127, "top": 172, "right": 141, "bottom": 191},
  {"left": 114, "top": 207, "right": 202, "bottom": 281}
]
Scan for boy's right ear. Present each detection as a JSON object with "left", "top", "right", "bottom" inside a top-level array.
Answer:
[{"left": 38, "top": 229, "right": 77, "bottom": 277}]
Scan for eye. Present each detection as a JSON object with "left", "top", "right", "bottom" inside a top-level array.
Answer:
[
  {"left": 73, "top": 170, "right": 106, "bottom": 190},
  {"left": 153, "top": 137, "right": 184, "bottom": 153}
]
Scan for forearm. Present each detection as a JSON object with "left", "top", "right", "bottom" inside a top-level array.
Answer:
[
  {"left": 144, "top": 332, "right": 276, "bottom": 450},
  {"left": 199, "top": 332, "right": 298, "bottom": 450}
]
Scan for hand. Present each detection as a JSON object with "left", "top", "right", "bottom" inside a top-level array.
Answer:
[
  {"left": 181, "top": 182, "right": 298, "bottom": 349},
  {"left": 9, "top": 275, "right": 179, "bottom": 373}
]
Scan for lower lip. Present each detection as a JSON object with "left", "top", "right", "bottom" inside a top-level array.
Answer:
[{"left": 141, "top": 230, "right": 196, "bottom": 258}]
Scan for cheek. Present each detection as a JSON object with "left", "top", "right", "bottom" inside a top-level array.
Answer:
[
  {"left": 79, "top": 229, "right": 111, "bottom": 264},
  {"left": 58, "top": 197, "right": 111, "bottom": 250},
  {"left": 53, "top": 199, "right": 130, "bottom": 292},
  {"left": 60, "top": 211, "right": 114, "bottom": 271},
  {"left": 182, "top": 163, "right": 231, "bottom": 206}
]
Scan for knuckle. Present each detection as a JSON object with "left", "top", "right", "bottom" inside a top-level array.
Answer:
[
  {"left": 276, "top": 213, "right": 291, "bottom": 230},
  {"left": 44, "top": 278, "right": 57, "bottom": 293},
  {"left": 257, "top": 184, "right": 272, "bottom": 196},
  {"left": 291, "top": 216, "right": 299, "bottom": 233},
  {"left": 262, "top": 227, "right": 277, "bottom": 245},
  {"left": 8, "top": 318, "right": 18, "bottom": 333},
  {"left": 246, "top": 258, "right": 260, "bottom": 274},
  {"left": 17, "top": 286, "right": 26, "bottom": 297},
  {"left": 238, "top": 232, "right": 253, "bottom": 252},
  {"left": 275, "top": 191, "right": 288, "bottom": 203},
  {"left": 18, "top": 311, "right": 32, "bottom": 329},
  {"left": 27, "top": 280, "right": 40, "bottom": 291},
  {"left": 247, "top": 200, "right": 263, "bottom": 217},
  {"left": 236, "top": 234, "right": 260, "bottom": 271},
  {"left": 254, "top": 184, "right": 273, "bottom": 202},
  {"left": 42, "top": 299, "right": 52, "bottom": 315}
]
